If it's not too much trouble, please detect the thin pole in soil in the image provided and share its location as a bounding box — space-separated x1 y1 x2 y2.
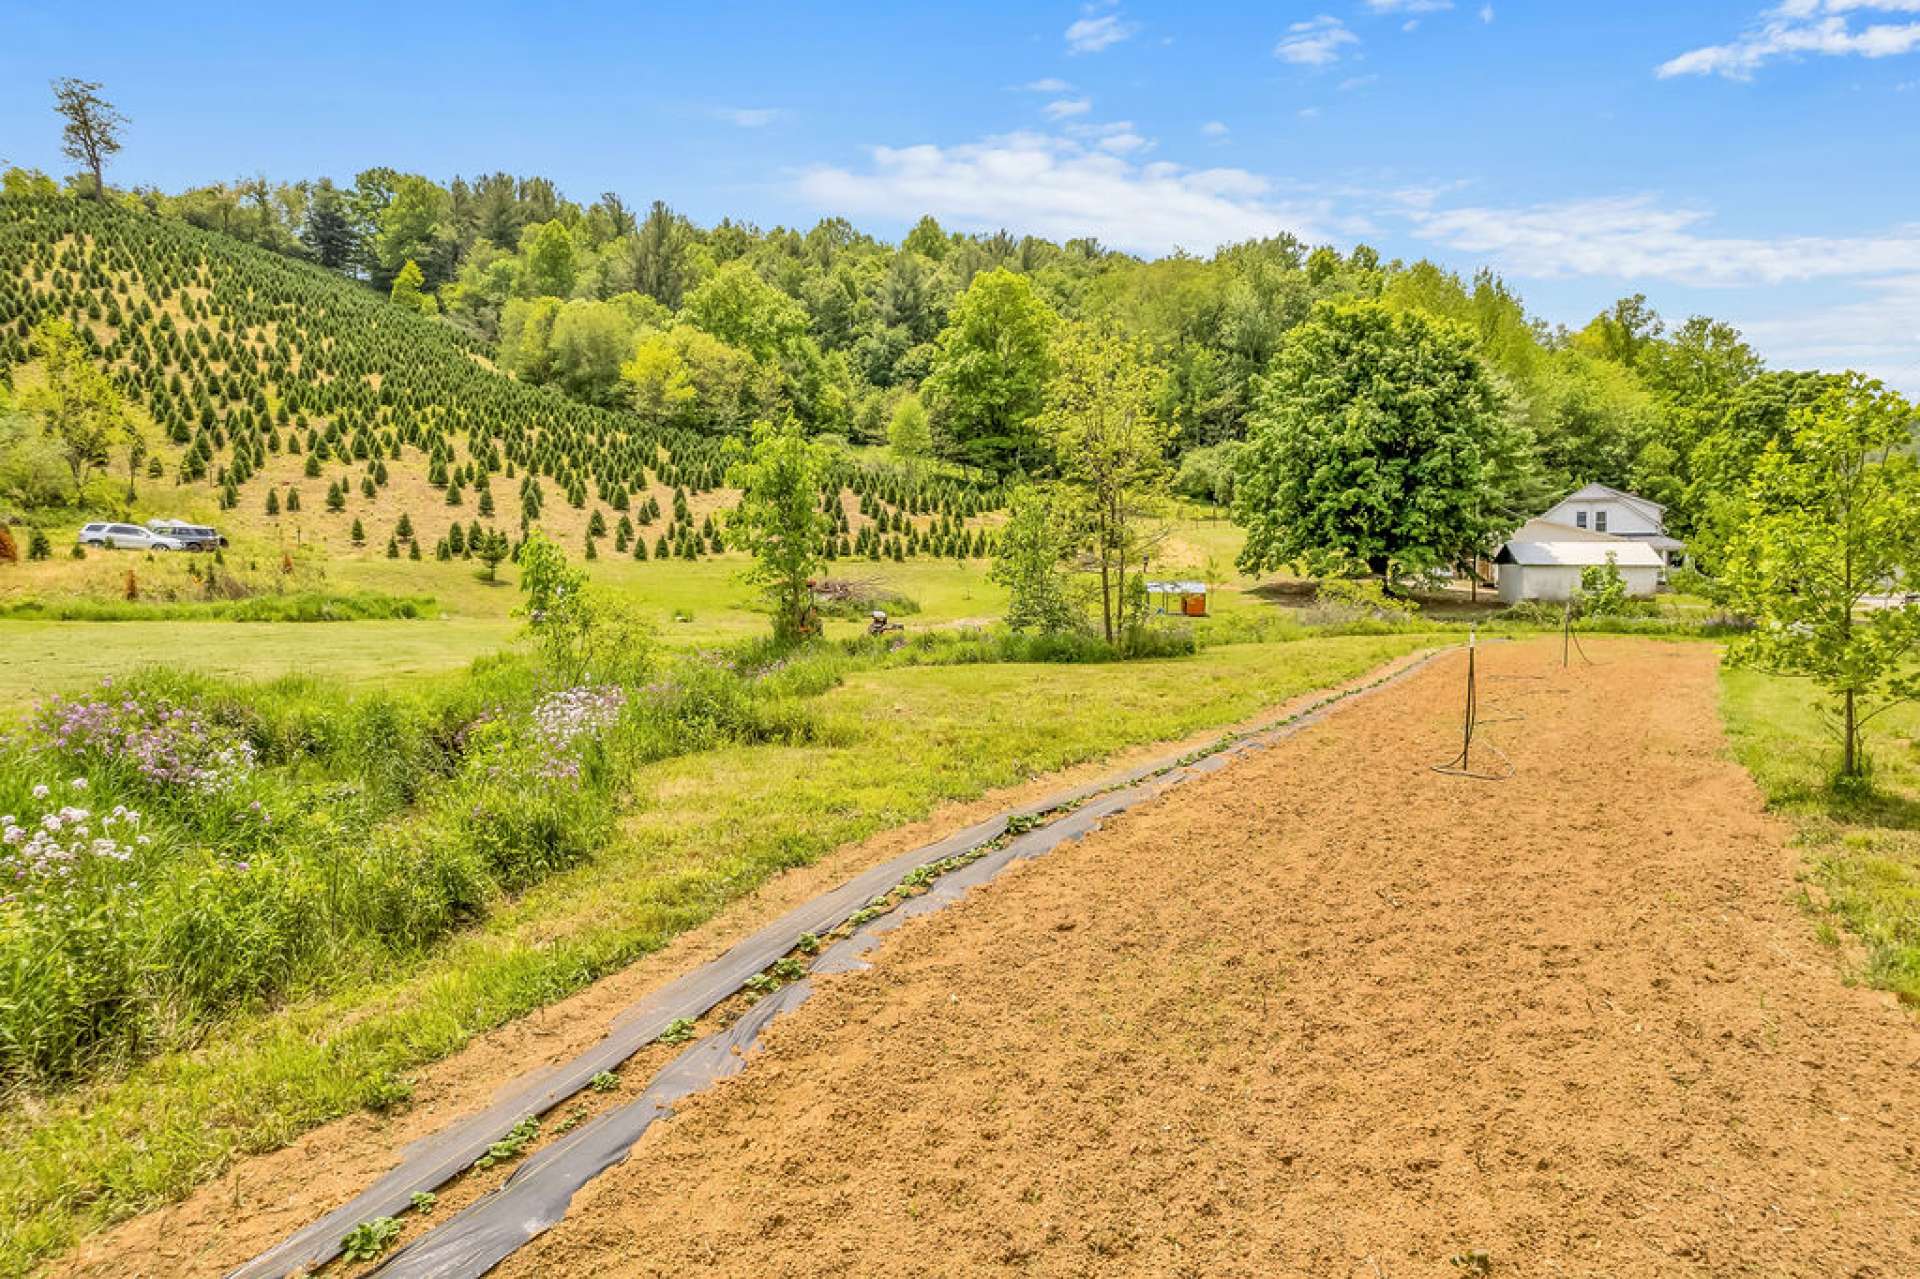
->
1432 626 1513 780
1562 600 1596 668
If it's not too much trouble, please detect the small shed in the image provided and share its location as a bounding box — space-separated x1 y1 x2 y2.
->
1494 520 1664 603
1147 580 1209 617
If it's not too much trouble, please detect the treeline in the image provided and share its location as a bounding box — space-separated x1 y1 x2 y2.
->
0 159 1869 538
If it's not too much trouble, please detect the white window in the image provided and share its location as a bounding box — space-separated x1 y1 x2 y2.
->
1594 510 1608 533
1575 512 1588 529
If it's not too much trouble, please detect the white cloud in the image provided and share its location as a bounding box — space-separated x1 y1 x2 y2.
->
1298 107 1323 118
1062 119 1154 154
1065 11 1140 54
1363 0 1452 10
714 107 783 128
1400 190 1920 390
1043 97 1093 120
1340 73 1381 90
1480 4 1495 22
1201 120 1230 137
797 132 1337 254
1016 77 1073 93
1739 273 1920 388
1659 2 1920 79
1276 15 1360 65
1405 193 1920 285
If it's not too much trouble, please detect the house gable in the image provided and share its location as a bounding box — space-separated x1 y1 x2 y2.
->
1541 484 1666 538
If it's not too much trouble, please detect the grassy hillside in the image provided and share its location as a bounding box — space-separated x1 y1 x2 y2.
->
0 195 1002 566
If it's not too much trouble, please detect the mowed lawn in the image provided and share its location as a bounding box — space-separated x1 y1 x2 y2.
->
1721 667 1920 1004
0 617 517 705
0 514 1284 707
0 632 1434 1275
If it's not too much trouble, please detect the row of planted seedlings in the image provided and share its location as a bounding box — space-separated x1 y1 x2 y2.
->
307 777 1147 1271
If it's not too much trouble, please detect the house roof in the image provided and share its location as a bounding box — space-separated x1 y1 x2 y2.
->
1496 521 1666 568
1512 517 1617 543
1145 581 1208 594
1553 482 1667 521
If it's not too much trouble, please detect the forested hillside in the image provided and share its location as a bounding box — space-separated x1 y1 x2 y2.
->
0 163 1848 551
0 193 1004 562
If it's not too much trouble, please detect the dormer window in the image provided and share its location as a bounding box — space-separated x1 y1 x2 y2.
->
1575 512 1588 529
1594 510 1608 532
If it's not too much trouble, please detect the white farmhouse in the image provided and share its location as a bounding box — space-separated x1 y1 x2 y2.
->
1539 483 1685 567
1494 518 1665 604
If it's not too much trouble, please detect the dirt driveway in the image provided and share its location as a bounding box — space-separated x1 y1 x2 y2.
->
499 638 1920 1278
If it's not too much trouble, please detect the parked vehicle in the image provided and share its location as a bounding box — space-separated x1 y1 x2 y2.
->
76 522 188 551
144 520 224 550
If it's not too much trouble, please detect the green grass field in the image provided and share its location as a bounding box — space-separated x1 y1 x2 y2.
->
0 505 1286 707
1720 668 1920 1005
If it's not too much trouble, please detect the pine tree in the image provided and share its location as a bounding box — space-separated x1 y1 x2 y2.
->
385 536 400 558
287 488 301 512
265 488 280 515
396 512 414 540
351 517 366 544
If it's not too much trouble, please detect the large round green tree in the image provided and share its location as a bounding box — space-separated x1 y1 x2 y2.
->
923 268 1057 478
1233 300 1527 581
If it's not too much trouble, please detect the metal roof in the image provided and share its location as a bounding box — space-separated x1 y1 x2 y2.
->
1145 581 1208 593
1496 539 1666 568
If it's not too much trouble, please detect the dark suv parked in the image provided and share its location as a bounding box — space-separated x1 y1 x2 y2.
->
144 521 225 551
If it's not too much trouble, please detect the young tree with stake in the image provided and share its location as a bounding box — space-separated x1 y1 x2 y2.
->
1719 376 1920 782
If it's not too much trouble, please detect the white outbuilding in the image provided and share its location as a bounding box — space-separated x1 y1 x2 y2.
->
1493 519 1666 604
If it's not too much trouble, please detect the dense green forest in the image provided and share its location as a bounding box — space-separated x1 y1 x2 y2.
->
2 163 1845 541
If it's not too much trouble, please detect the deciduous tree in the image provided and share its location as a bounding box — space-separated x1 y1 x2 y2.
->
1233 301 1526 583
1036 326 1168 643
726 419 831 643
20 319 126 497
923 269 1057 477
51 78 126 200
1719 377 1920 781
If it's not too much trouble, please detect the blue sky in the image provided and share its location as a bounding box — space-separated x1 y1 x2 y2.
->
4 1 1917 389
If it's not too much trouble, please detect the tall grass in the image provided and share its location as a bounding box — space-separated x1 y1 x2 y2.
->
0 642 820 1089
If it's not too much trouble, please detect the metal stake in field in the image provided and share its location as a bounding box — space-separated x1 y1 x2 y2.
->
1562 599 1595 668
1432 626 1513 780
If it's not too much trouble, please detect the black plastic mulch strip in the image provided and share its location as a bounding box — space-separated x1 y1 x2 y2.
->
368 982 809 1279
230 646 1448 1278
223 818 1005 1279
356 648 1449 1279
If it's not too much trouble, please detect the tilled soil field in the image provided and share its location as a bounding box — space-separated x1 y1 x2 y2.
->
499 638 1920 1278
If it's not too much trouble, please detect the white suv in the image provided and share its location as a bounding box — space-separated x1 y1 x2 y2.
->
76 522 188 551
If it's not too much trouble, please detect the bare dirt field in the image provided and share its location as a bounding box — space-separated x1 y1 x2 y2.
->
492 637 1920 1279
